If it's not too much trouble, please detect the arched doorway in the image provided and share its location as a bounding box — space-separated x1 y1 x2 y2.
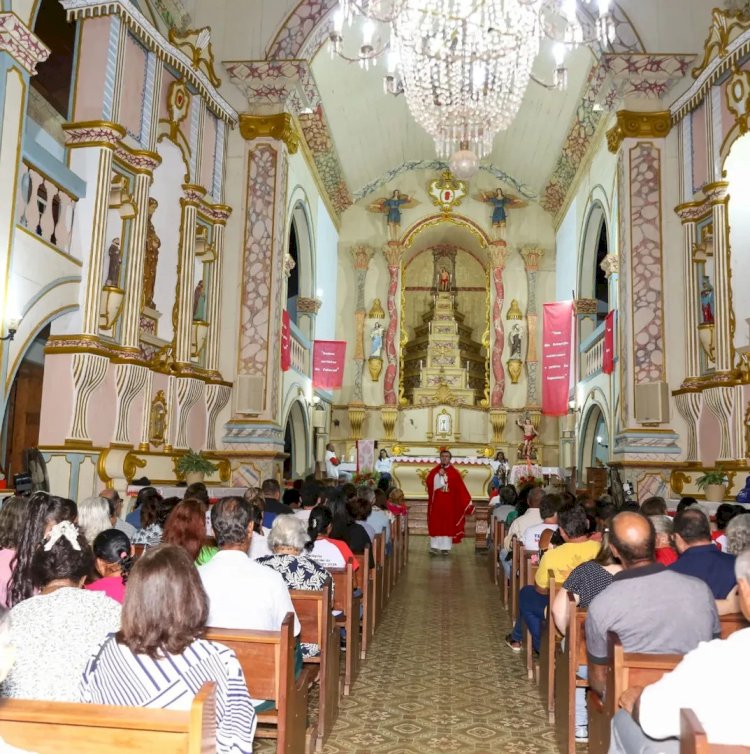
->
286 199 315 339
580 402 610 470
283 400 309 479
578 202 610 341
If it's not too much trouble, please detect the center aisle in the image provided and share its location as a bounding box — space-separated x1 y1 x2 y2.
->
321 540 560 753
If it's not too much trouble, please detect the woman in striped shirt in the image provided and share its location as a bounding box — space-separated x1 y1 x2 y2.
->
80 544 256 754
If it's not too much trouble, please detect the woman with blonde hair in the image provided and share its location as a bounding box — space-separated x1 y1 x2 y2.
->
77 496 112 545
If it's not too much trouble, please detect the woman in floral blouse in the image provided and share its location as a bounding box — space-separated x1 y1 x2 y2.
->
256 515 331 658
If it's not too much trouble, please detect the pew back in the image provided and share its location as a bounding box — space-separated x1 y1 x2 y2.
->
680 708 750 754
328 560 361 696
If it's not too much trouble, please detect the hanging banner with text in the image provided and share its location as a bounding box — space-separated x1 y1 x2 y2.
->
280 310 291 372
542 301 574 416
603 310 616 375
313 340 347 389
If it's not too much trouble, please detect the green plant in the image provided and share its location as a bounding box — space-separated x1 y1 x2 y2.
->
176 449 218 477
695 468 728 489
352 469 381 486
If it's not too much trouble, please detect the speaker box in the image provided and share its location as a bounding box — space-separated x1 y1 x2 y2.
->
634 381 669 424
235 375 264 414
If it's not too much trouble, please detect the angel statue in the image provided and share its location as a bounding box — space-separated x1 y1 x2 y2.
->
368 189 417 241
475 187 527 241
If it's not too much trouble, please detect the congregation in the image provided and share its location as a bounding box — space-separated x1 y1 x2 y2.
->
488 484 750 751
0 476 409 753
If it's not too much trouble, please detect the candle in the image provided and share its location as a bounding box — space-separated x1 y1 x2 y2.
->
420 359 424 370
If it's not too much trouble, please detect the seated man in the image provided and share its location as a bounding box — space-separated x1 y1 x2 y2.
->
585 512 719 740
260 478 294 529
500 486 544 578
612 548 750 753
506 503 599 653
199 496 300 636
668 506 736 600
521 493 560 551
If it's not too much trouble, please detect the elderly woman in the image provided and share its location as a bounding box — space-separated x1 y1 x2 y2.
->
80 545 255 754
257 515 332 658
78 496 113 546
726 513 750 556
2 521 121 701
131 493 171 548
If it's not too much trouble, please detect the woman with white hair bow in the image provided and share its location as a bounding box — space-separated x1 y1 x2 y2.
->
1 520 121 701
256 515 332 658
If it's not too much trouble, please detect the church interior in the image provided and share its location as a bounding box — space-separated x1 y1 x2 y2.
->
0 0 748 751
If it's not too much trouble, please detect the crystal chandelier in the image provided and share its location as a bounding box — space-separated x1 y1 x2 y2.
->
330 0 613 172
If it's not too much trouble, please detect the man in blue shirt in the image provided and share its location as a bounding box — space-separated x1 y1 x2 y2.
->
669 507 736 599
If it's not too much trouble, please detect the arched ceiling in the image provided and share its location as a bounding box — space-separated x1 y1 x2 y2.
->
190 0 722 216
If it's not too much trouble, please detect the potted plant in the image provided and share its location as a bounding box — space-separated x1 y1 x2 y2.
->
176 449 218 485
696 468 728 503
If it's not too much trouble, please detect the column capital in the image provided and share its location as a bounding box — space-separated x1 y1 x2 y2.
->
574 298 599 316
675 200 709 223
239 112 299 154
297 296 322 315
283 252 296 278
520 246 544 272
600 253 620 279
383 241 404 268
350 244 374 270
606 110 672 153
704 180 729 205
63 121 126 150
488 240 509 269
0 13 50 75
114 144 162 175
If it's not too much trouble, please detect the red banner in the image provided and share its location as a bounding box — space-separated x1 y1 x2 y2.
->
280 310 291 372
313 340 347 389
542 301 574 416
603 310 616 375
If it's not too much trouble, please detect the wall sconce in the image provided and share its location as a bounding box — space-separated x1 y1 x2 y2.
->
1 317 20 342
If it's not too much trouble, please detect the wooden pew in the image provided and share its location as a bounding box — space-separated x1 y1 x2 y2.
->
328 560 361 696
0 682 217 754
523 554 539 680
205 613 311 754
403 511 409 565
354 547 374 659
719 612 749 639
290 581 339 752
538 570 558 721
486 509 497 583
373 532 386 622
509 537 522 622
587 632 682 754
390 516 400 591
554 594 587 754
680 708 750 754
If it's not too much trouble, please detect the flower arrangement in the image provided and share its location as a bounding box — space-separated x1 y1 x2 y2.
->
352 469 381 487
517 474 543 489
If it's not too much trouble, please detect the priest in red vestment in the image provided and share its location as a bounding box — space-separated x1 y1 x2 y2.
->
425 449 474 554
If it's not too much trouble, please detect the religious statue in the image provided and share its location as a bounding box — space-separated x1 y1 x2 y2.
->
142 198 161 310
476 188 527 240
370 322 384 359
105 237 122 287
193 279 206 321
700 275 714 324
368 189 416 241
516 413 538 461
149 390 168 448
438 267 451 292
509 324 523 358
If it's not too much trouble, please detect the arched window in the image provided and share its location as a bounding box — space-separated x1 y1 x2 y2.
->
286 216 301 325
31 0 76 118
594 219 610 324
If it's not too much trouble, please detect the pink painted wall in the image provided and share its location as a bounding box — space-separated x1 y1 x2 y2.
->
698 406 720 466
691 102 708 191
121 34 148 141
200 112 217 191
89 366 118 449
73 17 112 122
38 356 75 445
187 396 208 450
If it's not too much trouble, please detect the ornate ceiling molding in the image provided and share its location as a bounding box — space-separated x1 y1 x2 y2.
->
0 13 50 74
239 113 300 154
606 110 673 153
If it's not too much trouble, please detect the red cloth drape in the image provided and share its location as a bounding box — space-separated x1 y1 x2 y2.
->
602 310 615 375
280 310 291 372
313 340 347 389
542 301 574 416
425 464 474 543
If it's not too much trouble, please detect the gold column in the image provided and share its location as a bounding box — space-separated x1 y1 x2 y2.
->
205 207 231 375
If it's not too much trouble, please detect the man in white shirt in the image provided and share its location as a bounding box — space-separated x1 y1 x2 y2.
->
521 493 560 550
610 549 750 752
324 443 340 481
500 486 544 577
199 497 300 636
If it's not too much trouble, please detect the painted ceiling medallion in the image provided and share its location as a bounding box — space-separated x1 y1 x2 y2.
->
428 171 467 214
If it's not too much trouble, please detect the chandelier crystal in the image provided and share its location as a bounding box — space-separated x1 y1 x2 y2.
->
331 0 612 163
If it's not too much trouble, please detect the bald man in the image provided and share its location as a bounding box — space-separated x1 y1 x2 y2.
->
99 488 137 538
585 512 719 704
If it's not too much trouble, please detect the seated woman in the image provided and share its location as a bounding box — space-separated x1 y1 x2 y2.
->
2 521 121 701
77 496 113 546
86 528 134 604
257 515 332 659
245 496 272 561
387 488 408 517
305 505 358 571
651 514 677 566
162 498 217 565
0 496 26 608
328 490 374 569
131 492 166 548
347 496 375 542
80 545 256 754
375 449 393 489
7 492 77 608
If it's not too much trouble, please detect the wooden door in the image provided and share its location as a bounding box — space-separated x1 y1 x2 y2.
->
5 362 44 478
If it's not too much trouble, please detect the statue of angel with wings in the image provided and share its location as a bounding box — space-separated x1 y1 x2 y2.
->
475 187 527 240
369 189 417 241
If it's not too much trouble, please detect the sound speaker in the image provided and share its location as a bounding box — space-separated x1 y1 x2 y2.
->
634 381 669 424
235 375 264 414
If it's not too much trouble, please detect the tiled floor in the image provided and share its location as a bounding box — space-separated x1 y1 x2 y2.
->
292 540 560 753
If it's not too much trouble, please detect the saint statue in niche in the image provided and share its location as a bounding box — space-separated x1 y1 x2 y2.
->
193 279 207 321
476 188 527 240
149 390 168 448
370 322 384 359
700 275 714 324
516 413 538 461
368 189 417 241
105 238 121 287
437 410 452 436
509 323 523 358
438 267 451 292
142 198 161 310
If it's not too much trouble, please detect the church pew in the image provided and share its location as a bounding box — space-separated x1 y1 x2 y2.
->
587 632 682 754
509 537 522 622
403 511 409 565
0 683 217 754
205 613 311 754
328 560 361 696
290 581 339 752
373 532 386 620
538 570 559 721
486 509 496 583
554 595 587 754
390 516 399 592
523 555 539 680
354 548 374 659
680 708 750 754
719 611 749 639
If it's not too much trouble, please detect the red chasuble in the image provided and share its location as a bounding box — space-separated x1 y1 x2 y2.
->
425 463 474 543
